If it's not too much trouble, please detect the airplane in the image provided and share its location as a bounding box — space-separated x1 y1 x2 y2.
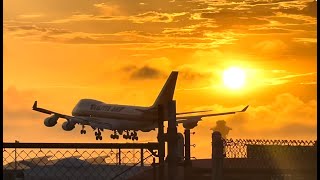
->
32 71 248 141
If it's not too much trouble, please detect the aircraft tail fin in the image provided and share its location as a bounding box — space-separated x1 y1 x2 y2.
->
151 71 178 110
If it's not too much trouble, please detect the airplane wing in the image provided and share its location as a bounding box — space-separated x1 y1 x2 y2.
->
32 101 73 119
177 105 249 121
135 107 212 115
176 105 248 129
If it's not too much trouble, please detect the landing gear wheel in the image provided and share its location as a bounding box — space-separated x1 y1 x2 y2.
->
83 130 86 134
135 137 138 141
81 130 83 134
95 132 98 136
96 136 99 140
99 136 103 140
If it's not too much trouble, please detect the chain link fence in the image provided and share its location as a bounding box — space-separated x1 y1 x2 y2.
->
223 139 317 171
3 143 158 180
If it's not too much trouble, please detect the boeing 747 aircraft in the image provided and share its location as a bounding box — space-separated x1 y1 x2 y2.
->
32 71 248 141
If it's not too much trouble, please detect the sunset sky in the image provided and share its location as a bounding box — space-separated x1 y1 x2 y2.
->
4 0 317 158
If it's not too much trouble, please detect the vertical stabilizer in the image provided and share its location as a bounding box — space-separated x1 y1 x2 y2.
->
151 71 178 117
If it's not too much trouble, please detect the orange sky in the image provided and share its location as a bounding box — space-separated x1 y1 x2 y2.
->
3 0 317 158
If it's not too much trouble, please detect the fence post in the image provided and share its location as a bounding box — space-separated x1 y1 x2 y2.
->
14 140 18 171
184 129 192 180
118 148 121 165
184 129 191 166
157 104 165 180
167 100 178 180
140 148 144 167
152 157 157 180
212 131 224 180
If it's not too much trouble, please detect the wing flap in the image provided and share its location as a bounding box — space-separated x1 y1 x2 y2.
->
176 110 211 115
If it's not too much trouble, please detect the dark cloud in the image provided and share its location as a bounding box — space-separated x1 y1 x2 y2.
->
247 0 296 5
302 1 317 17
248 28 291 34
178 69 212 81
121 65 138 72
130 66 163 79
5 24 71 36
278 1 317 17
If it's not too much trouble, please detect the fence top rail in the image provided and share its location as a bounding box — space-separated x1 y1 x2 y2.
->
225 139 317 146
3 142 159 149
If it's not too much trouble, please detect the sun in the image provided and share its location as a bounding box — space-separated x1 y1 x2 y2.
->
223 67 246 89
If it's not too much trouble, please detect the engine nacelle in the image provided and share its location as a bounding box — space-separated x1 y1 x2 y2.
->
62 121 75 131
44 115 59 127
182 119 199 129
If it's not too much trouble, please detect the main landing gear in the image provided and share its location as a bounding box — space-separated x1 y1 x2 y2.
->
95 129 103 140
123 130 138 141
80 125 86 134
110 130 119 139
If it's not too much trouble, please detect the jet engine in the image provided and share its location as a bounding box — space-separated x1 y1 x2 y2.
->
182 119 200 129
44 115 59 127
62 121 75 131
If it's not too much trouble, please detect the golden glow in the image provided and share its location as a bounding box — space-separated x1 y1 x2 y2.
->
223 67 246 89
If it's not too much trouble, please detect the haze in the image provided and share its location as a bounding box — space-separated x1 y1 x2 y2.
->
3 0 317 158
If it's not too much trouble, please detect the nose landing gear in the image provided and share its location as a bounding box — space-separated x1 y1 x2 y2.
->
80 125 86 134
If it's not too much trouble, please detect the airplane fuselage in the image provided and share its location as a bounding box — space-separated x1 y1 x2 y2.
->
71 99 158 132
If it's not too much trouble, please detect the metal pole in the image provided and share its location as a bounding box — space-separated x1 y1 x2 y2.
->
212 131 224 180
167 100 177 180
184 129 191 166
14 140 18 171
152 157 157 180
157 104 165 180
118 148 121 165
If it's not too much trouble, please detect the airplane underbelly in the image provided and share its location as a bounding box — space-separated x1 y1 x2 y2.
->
88 117 154 131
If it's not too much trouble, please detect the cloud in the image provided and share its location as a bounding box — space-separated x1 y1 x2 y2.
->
188 92 316 142
3 86 43 121
253 39 288 53
293 38 317 43
130 66 163 80
262 72 317 86
131 11 187 23
224 93 317 139
17 14 44 19
93 3 123 16
277 0 317 17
